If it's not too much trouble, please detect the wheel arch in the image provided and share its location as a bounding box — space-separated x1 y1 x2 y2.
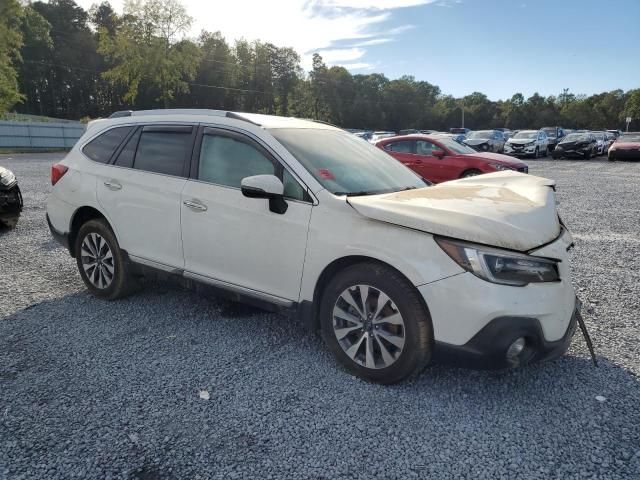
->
302 255 431 333
68 206 110 257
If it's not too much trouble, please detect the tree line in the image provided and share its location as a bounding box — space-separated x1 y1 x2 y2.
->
2 0 639 131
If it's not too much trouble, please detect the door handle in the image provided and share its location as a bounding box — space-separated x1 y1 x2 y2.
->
103 180 122 190
183 199 208 212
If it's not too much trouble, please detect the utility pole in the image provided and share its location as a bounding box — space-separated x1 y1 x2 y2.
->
461 105 465 128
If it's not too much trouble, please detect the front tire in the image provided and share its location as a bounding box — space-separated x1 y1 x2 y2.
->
584 149 592 160
319 262 433 384
75 219 137 300
461 169 482 178
534 147 539 158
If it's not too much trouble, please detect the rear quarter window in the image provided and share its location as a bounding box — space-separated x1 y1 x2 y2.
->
82 126 134 163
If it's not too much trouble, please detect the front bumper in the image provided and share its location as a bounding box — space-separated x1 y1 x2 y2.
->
432 305 578 369
609 149 640 159
505 145 536 156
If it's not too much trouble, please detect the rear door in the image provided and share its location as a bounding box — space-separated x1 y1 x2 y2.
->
95 124 195 269
180 126 313 303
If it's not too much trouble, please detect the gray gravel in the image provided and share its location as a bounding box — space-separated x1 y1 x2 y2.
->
1 153 639 480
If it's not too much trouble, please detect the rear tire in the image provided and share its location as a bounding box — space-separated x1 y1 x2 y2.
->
75 219 138 300
319 262 433 384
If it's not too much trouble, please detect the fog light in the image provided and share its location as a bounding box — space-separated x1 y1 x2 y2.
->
506 337 526 359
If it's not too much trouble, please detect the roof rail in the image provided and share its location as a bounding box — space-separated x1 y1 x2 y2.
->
108 109 229 119
108 110 133 118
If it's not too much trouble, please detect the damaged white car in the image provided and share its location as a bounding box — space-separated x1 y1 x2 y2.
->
46 110 590 384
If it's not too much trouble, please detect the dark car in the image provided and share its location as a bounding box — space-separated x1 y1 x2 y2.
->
542 126 565 151
551 133 597 159
375 134 527 183
449 127 470 134
0 166 23 228
462 130 506 153
608 132 640 161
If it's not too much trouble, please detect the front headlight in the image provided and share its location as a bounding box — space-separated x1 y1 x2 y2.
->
435 237 560 286
488 163 514 171
0 169 16 186
526 141 535 147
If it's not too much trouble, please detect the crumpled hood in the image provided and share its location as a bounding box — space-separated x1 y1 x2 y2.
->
463 138 490 146
347 171 561 251
507 138 535 145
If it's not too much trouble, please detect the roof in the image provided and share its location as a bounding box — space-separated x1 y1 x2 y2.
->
105 109 339 131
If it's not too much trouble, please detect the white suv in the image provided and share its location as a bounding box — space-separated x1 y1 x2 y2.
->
504 130 550 158
47 109 580 383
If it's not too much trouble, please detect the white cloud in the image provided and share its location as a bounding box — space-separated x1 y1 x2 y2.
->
76 0 456 70
314 48 366 63
336 62 376 70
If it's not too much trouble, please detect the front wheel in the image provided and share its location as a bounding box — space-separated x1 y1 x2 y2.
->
461 169 482 178
608 153 616 161
584 149 592 160
75 219 138 300
320 263 432 384
534 147 539 158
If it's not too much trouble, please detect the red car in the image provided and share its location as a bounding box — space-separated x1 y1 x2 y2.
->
375 135 528 183
608 132 640 161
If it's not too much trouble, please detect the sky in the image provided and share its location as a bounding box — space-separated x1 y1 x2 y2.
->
75 0 640 100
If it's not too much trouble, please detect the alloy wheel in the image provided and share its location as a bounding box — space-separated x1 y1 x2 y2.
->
80 232 114 289
332 284 406 369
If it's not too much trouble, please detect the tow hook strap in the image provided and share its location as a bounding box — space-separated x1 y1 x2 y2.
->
575 308 598 367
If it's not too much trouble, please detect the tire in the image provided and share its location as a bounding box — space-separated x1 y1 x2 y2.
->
608 153 616 162
584 149 591 160
534 147 539 158
319 262 433 384
461 169 482 178
75 218 138 300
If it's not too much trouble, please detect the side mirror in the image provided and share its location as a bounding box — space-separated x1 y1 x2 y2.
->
241 174 288 214
432 149 445 159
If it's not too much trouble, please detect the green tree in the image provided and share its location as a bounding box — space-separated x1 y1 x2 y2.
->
0 0 24 112
99 0 200 107
622 89 640 130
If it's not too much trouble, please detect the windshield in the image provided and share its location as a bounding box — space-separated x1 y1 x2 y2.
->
543 128 557 138
512 131 537 139
563 133 589 142
619 133 640 142
436 137 476 154
466 130 493 139
269 128 427 196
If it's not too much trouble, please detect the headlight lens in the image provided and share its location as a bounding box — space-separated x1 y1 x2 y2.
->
435 237 560 286
488 163 514 171
0 169 16 186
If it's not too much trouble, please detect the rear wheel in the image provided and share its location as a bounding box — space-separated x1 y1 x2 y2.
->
75 219 138 300
319 262 432 384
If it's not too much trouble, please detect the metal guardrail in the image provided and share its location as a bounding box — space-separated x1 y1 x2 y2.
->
0 121 86 149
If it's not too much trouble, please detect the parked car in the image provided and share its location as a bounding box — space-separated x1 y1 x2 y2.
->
541 127 565 151
606 129 622 139
449 127 470 134
369 131 396 143
462 130 506 153
376 134 527 183
589 131 608 155
551 132 597 159
503 130 549 158
354 131 373 141
0 166 23 229
608 132 640 161
46 109 581 384
605 131 616 150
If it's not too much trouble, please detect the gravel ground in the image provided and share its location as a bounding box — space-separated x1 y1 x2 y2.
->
1 153 639 479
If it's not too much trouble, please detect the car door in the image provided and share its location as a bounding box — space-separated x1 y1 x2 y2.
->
414 139 449 182
95 124 194 269
382 139 418 167
180 126 313 303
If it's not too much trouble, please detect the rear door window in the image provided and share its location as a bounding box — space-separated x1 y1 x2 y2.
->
384 141 413 153
82 126 133 163
133 126 193 177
